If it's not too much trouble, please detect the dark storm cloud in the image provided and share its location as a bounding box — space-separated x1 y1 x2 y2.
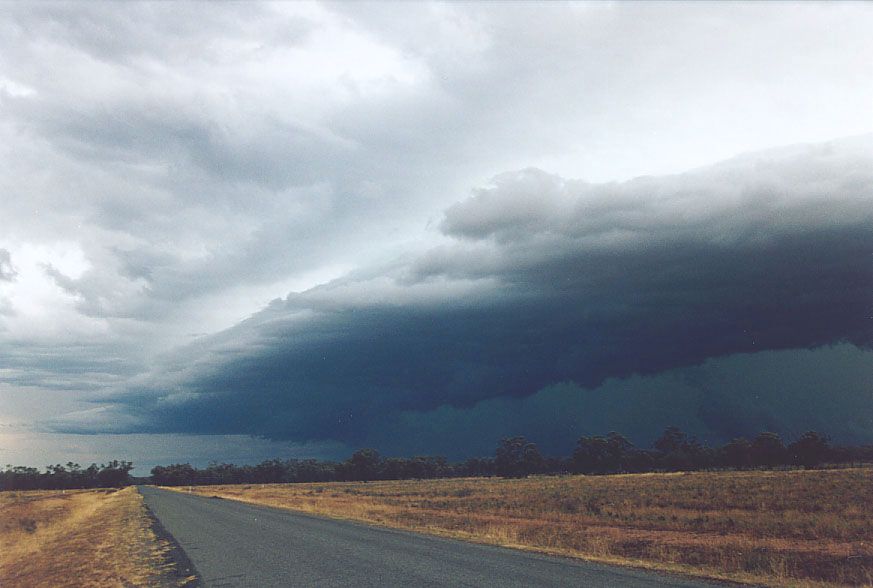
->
365 344 873 458
55 136 873 447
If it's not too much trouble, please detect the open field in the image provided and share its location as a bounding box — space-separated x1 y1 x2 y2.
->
174 468 873 587
0 487 189 587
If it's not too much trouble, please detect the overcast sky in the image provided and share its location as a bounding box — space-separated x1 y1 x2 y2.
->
1 2 872 473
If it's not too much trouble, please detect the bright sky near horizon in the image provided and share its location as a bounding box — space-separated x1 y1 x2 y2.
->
1 2 872 473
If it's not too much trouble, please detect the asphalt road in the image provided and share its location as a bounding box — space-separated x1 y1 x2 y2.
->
139 486 729 588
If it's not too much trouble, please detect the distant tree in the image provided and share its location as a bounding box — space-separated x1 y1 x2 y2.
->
495 437 543 478
573 433 634 474
830 443 873 467
96 460 134 487
345 448 382 481
1 466 40 490
654 426 689 454
380 458 407 480
253 459 287 483
406 456 449 479
460 457 494 477
750 432 786 467
204 462 248 485
653 426 711 471
788 431 831 468
294 459 337 482
720 437 752 469
606 431 633 452
572 436 610 474
150 463 196 486
623 448 657 473
541 456 566 475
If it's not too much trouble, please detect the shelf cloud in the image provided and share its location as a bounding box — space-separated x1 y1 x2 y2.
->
4 2 873 466
53 136 873 450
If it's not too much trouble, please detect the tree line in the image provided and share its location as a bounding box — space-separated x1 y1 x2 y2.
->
0 460 133 491
151 428 873 485
3 428 872 491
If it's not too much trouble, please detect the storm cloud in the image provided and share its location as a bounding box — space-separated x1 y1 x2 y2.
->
61 135 873 450
4 3 873 466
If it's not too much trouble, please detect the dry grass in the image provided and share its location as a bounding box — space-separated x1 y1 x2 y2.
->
0 487 190 587
175 468 872 587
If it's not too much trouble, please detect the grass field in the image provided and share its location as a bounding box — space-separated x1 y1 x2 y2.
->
175 468 872 587
0 486 189 587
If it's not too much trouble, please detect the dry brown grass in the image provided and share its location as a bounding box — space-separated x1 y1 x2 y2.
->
0 487 190 587
175 468 873 587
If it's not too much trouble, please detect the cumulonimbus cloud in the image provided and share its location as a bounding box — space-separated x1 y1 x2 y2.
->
54 135 873 447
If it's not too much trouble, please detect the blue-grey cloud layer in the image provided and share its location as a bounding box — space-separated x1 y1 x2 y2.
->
55 136 873 452
375 343 873 457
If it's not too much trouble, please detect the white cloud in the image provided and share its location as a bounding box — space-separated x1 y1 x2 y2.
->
0 76 35 98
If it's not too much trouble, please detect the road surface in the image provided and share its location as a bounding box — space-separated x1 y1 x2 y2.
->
139 486 730 588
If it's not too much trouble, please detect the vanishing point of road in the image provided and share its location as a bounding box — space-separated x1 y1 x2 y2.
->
139 486 731 588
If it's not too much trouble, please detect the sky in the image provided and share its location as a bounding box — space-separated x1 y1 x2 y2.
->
1 2 872 474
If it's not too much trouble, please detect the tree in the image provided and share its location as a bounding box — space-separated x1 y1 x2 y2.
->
653 426 711 471
253 459 287 483
750 432 786 467
572 433 633 474
495 437 543 478
460 457 494 477
573 436 611 474
345 448 382 481
96 460 134 487
150 463 196 486
788 431 831 468
654 426 688 454
720 437 752 469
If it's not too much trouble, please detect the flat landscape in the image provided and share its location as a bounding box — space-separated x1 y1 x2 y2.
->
0 487 188 587
4 3 873 588
174 468 873 587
